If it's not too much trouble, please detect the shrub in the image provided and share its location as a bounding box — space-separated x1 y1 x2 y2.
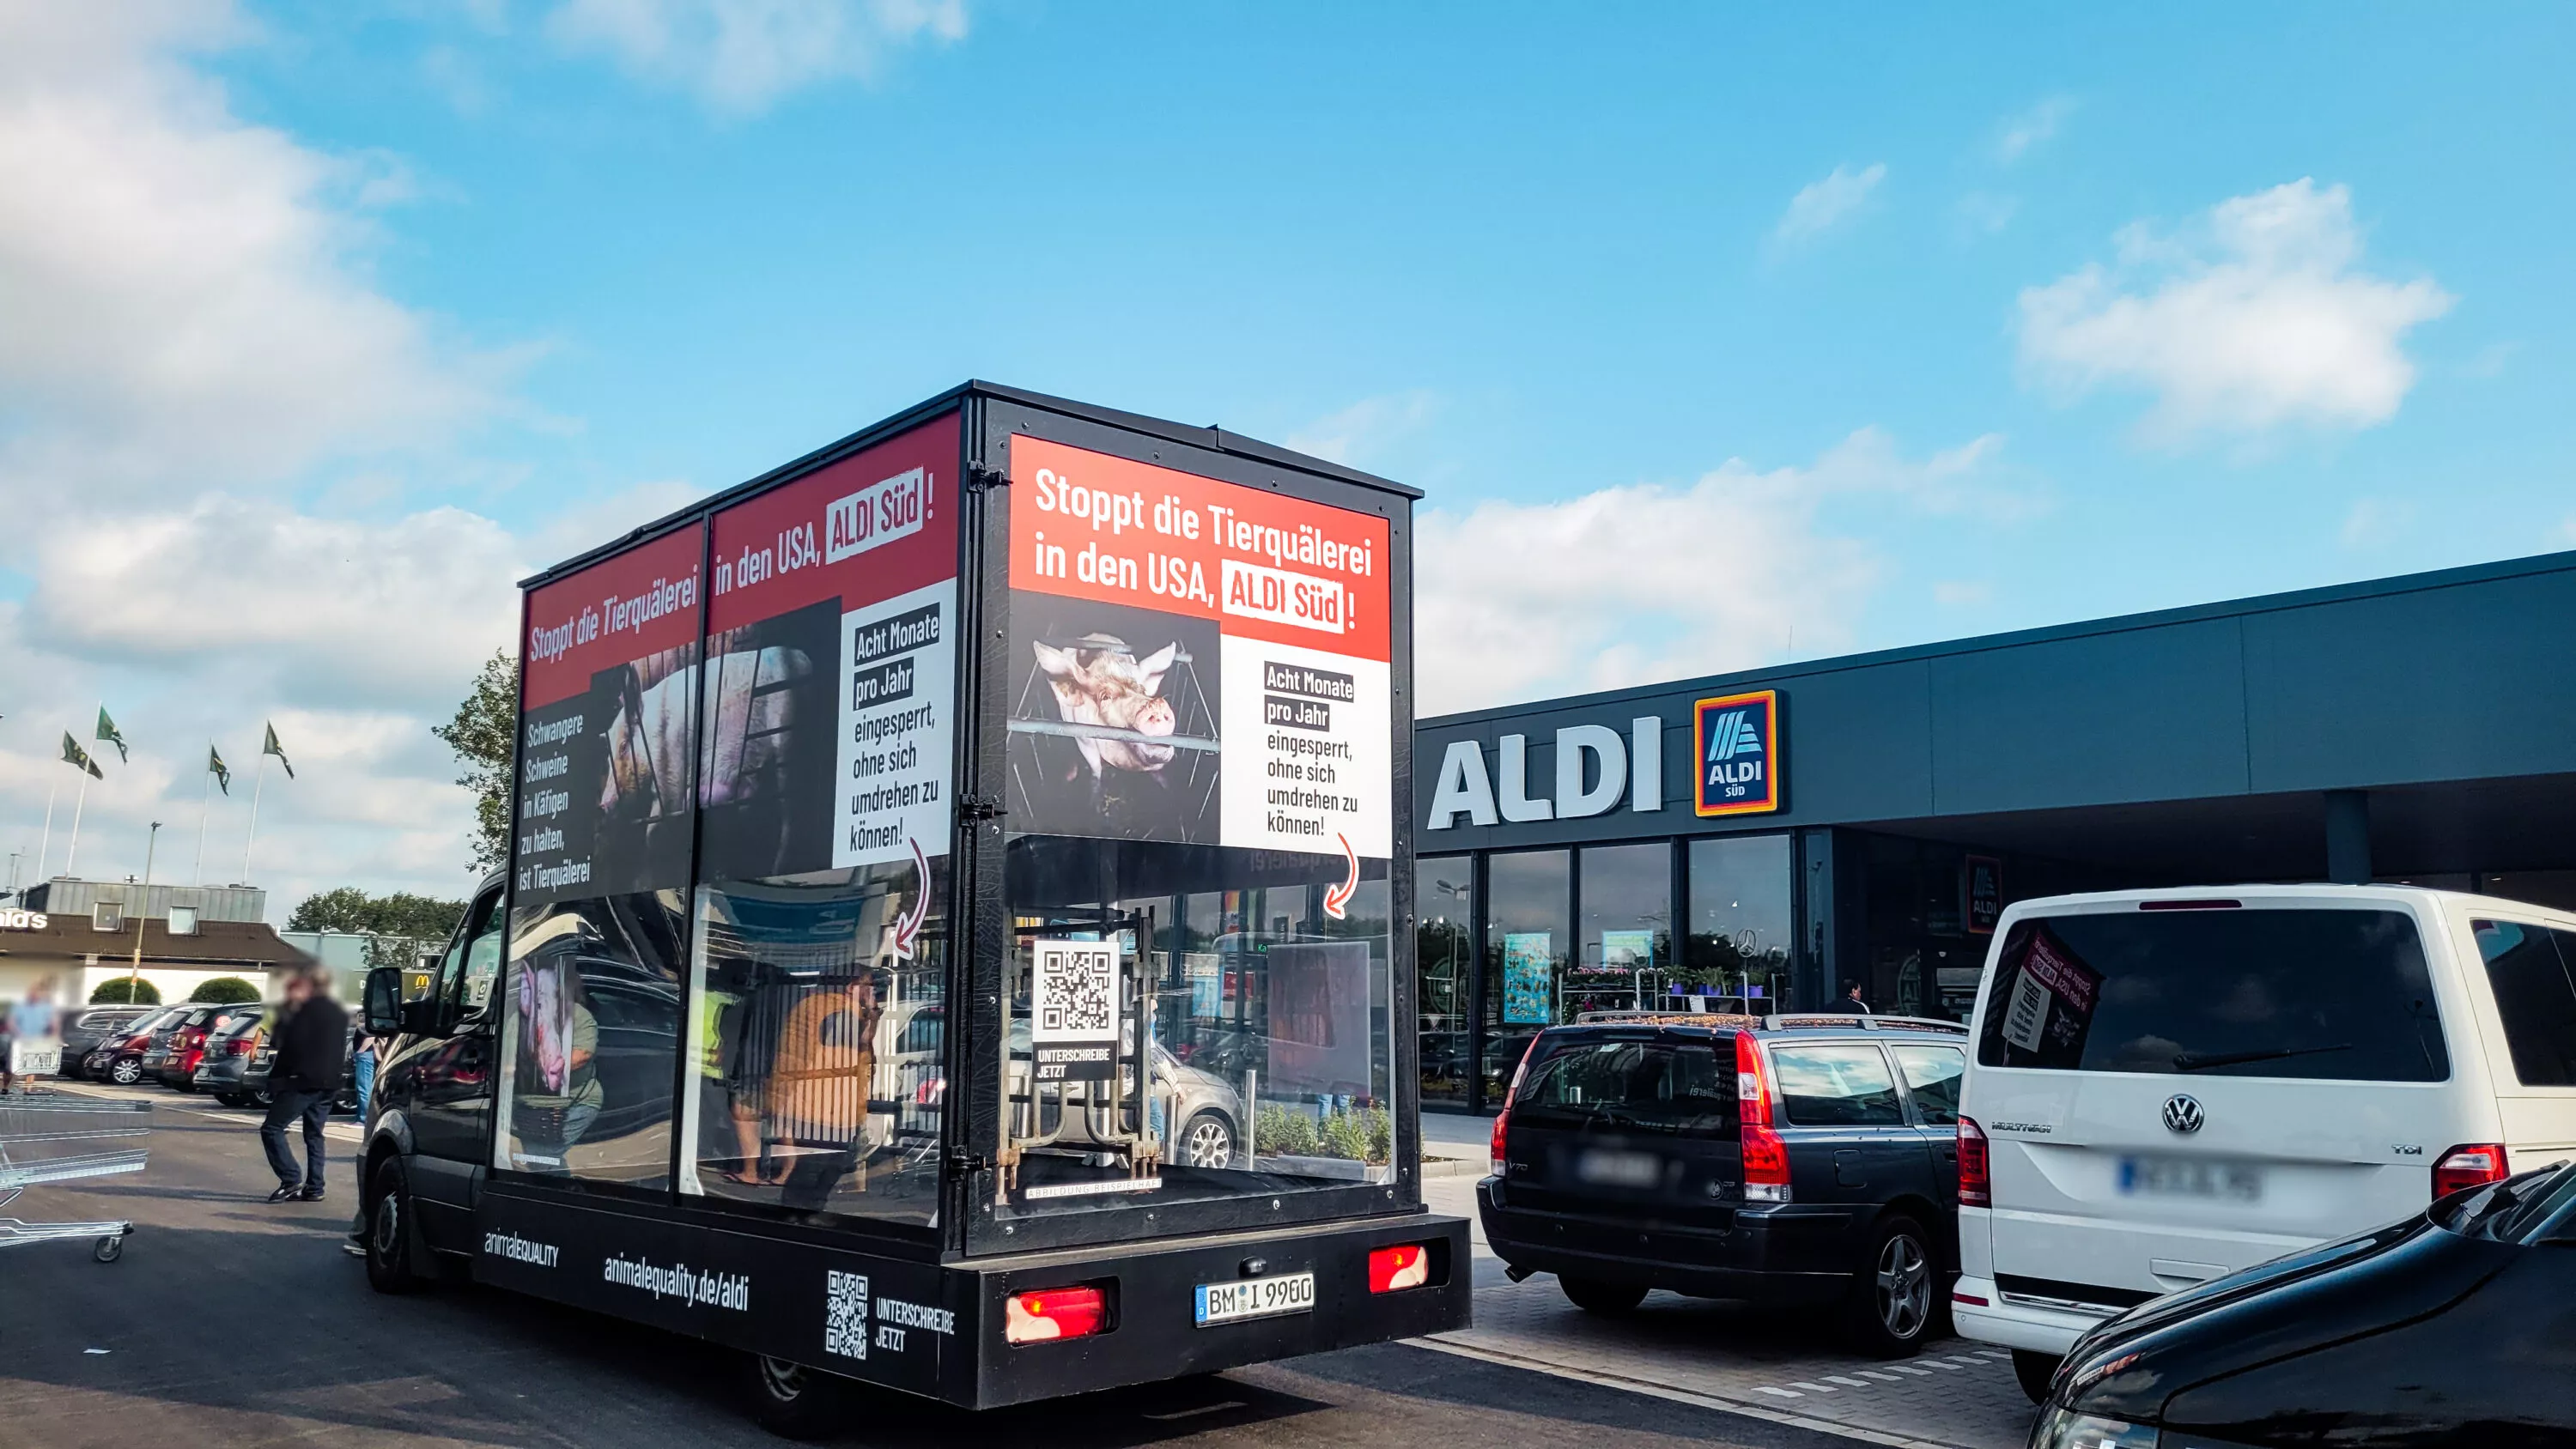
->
89 977 161 1005
1364 1105 1393 1165
1319 1107 1371 1161
188 976 259 1004
1255 1104 1317 1157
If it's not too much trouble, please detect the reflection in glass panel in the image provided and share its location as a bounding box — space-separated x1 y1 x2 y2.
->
684 860 946 1224
1417 858 1473 1106
998 839 1393 1217
1482 849 1568 1103
496 891 688 1186
1687 834 1794 1009
1573 842 1672 1017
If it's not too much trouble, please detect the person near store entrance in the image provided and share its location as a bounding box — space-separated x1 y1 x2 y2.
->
1839 979 1874 1016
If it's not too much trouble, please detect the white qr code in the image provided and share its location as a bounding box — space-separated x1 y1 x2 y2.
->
823 1270 870 1361
1032 941 1118 1042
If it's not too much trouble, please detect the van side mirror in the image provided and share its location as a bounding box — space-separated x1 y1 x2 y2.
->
362 967 405 1037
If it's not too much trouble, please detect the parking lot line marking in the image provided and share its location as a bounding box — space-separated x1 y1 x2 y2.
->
1923 1359 1959 1369
1753 1386 1802 1399
1825 1375 1872 1387
1890 1365 1933 1376
1414 1337 1971 1449
1973 1351 2008 1360
1941 1357 1985 1368
1789 1381 1839 1393
1860 1370 1905 1381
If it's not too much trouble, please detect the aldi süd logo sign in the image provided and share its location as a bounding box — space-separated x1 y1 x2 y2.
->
1692 690 1780 816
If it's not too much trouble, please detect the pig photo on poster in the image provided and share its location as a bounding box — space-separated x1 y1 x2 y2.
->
1005 593 1221 843
696 600 837 880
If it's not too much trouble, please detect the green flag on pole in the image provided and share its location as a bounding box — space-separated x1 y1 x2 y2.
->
95 706 127 763
60 731 101 779
263 721 294 779
209 745 231 795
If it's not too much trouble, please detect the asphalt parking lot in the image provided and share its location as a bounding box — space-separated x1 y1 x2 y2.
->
2 1087 2032 1449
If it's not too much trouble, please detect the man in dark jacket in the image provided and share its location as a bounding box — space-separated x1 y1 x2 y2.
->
261 966 349 1203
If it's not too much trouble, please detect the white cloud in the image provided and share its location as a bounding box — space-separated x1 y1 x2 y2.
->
1932 579 1993 607
0 5 510 501
0 6 629 912
548 0 967 113
1996 96 2074 163
1285 391 1437 471
1415 429 2019 714
2017 179 2453 442
1775 162 1886 243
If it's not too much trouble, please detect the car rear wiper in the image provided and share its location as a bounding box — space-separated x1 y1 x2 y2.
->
2172 1042 2354 1072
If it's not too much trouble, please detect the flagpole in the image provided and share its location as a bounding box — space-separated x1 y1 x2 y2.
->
195 761 214 886
37 774 56 882
242 752 268 885
66 772 89 877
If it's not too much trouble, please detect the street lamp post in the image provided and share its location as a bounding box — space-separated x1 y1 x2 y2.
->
127 822 161 999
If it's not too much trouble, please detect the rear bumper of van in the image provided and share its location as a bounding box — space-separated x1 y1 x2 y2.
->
1477 1179 1857 1303
1949 1274 2116 1356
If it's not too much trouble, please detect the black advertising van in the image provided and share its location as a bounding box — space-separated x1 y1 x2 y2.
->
355 382 1466 1434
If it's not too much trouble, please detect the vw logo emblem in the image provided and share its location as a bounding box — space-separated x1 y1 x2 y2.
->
2162 1094 2205 1135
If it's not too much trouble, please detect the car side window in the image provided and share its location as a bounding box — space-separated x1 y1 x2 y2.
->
446 888 507 1018
2472 920 2576 1087
1770 1043 1905 1127
1891 1045 1965 1125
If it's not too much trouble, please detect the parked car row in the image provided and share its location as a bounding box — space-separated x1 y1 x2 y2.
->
61 999 361 1113
1479 884 2576 1443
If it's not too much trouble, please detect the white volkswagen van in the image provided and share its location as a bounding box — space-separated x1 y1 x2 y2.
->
1949 885 2576 1398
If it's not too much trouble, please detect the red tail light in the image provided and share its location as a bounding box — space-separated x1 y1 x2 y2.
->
1004 1285 1108 1343
1490 1036 1538 1178
180 1029 204 1049
1368 1244 1430 1294
1958 1116 1991 1208
1736 1034 1791 1203
224 1037 253 1058
2432 1143 2509 1199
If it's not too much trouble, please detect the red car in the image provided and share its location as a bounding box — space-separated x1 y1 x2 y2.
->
83 1005 191 1086
146 1003 264 1090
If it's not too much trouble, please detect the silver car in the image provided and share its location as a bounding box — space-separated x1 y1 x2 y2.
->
1005 1019 1245 1169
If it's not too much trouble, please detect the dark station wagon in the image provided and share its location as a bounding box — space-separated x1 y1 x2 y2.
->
1479 1012 1971 1356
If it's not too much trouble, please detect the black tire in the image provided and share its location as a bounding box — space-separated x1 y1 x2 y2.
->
741 1353 853 1440
365 1157 428 1295
1178 1111 1236 1168
214 1092 244 1108
1843 1216 1936 1357
1558 1275 1649 1314
2013 1349 2062 1405
109 1058 143 1086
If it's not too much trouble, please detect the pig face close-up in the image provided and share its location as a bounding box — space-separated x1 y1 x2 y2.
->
1033 636 1181 777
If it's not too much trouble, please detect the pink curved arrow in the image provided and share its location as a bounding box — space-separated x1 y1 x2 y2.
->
1323 833 1358 920
892 836 933 960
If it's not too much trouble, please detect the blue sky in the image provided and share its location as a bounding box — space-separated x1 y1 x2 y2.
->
0 2 2568 904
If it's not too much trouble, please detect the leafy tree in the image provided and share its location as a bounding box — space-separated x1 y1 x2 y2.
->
287 888 467 969
89 977 161 1005
189 976 259 1004
434 649 517 876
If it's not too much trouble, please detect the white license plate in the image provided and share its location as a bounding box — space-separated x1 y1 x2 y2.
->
2120 1156 2262 1202
1577 1149 1662 1187
1194 1271 1315 1326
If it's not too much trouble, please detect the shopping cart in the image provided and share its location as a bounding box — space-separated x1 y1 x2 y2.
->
0 1094 151 1263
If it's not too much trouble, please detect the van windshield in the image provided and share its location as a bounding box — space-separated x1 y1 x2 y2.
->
1976 908 2448 1082
1511 1034 1733 1133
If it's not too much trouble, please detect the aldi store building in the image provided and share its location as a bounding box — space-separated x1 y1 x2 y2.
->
1412 549 2576 1114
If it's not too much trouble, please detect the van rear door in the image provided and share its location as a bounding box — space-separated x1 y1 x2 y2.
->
1501 1028 1738 1228
1970 900 2465 1300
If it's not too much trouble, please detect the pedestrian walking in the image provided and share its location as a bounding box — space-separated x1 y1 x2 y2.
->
1 977 60 1095
344 1024 380 1254
1839 979 1875 1016
259 966 347 1203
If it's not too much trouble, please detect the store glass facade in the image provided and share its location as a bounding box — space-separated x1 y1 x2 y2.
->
1423 832 1807 1113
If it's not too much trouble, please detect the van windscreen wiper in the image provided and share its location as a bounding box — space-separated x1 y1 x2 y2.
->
2172 1042 2354 1072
